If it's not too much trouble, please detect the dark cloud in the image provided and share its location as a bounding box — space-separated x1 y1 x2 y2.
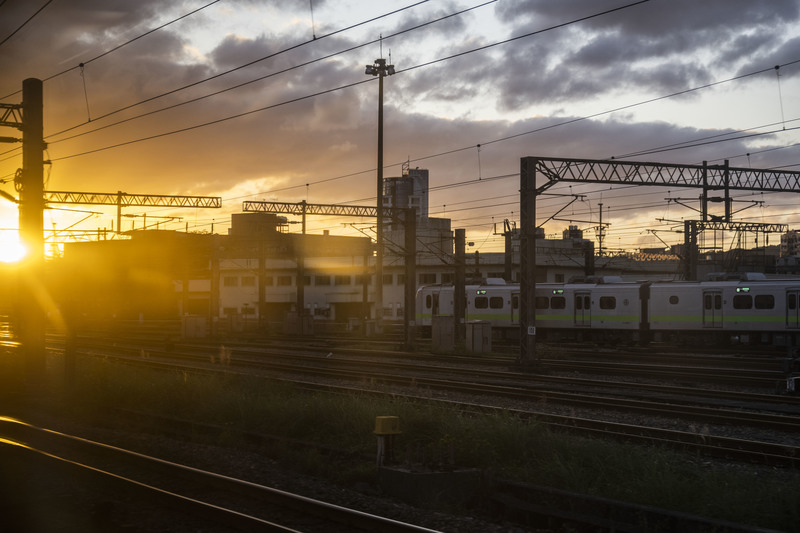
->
0 0 797 246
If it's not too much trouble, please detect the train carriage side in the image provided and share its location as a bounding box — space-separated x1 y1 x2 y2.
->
465 284 517 329
649 279 800 345
718 280 800 345
648 282 705 343
536 281 643 343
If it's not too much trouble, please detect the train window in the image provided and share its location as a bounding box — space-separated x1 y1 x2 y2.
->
475 296 488 309
669 295 679 305
733 295 752 309
425 295 431 309
755 294 774 309
535 296 549 309
512 296 519 309
789 294 797 310
575 296 582 310
551 297 566 309
704 294 711 310
599 296 616 309
584 295 591 309
489 296 504 309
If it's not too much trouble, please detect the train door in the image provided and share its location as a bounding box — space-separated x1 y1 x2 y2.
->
574 291 591 327
702 290 722 328
432 292 440 316
787 290 800 329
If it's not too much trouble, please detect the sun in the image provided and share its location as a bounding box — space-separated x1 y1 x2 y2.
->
0 236 26 264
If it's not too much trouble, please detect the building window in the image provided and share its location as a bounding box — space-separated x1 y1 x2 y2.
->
222 307 237 316
277 275 292 286
419 273 436 284
335 275 351 286
441 273 453 284
241 276 256 287
355 274 370 285
397 274 405 285
555 273 565 283
302 275 311 286
489 272 504 279
223 276 238 287
263 276 274 286
383 273 393 285
315 275 331 286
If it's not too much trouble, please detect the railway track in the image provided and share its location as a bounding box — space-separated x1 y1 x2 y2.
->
62 338 800 468
0 416 438 533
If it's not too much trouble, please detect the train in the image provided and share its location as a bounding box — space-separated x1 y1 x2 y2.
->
415 273 800 346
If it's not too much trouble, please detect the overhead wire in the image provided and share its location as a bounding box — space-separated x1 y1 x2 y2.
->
0 0 54 49
45 0 436 139
46 0 649 160
46 0 495 144
10 1 800 251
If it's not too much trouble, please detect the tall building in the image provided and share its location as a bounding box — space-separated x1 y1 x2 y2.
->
781 230 800 257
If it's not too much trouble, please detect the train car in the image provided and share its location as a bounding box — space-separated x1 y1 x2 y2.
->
648 274 800 345
416 273 800 347
417 277 646 344
536 277 644 343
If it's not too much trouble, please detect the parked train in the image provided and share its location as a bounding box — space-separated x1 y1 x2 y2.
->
415 273 800 346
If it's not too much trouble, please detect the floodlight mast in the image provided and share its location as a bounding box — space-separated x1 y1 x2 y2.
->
365 57 394 332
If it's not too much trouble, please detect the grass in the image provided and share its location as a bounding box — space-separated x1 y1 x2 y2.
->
40 357 800 532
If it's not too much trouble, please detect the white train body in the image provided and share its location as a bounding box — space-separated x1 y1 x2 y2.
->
416 275 800 346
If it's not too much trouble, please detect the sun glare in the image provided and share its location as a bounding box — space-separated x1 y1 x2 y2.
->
0 238 26 264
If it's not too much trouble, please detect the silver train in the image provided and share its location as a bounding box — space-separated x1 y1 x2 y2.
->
415 273 800 346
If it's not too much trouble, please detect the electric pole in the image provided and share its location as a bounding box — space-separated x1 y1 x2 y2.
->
365 57 395 333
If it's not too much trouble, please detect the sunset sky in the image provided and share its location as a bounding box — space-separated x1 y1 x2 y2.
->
1 0 799 258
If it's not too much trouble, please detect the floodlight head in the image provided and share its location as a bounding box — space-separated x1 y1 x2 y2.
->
387 65 395 75
365 65 377 76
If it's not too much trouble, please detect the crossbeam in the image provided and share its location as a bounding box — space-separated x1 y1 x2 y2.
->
696 221 787 233
243 200 377 217
46 191 222 208
529 156 800 192
0 103 23 129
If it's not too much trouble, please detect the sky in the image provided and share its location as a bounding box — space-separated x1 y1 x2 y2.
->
1 0 800 260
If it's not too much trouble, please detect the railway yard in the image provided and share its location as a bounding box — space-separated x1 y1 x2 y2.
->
1 322 799 532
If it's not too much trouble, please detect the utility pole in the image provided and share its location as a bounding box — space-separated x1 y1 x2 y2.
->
365 57 395 333
20 79 46 385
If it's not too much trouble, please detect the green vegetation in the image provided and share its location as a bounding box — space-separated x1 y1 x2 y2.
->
54 358 800 531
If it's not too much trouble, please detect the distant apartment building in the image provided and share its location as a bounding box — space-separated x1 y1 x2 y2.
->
781 230 800 257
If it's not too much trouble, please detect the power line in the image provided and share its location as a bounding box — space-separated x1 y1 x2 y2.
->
47 0 648 160
0 0 54 49
46 0 436 139
0 0 223 99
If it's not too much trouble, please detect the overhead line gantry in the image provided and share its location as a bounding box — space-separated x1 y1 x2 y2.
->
518 156 800 368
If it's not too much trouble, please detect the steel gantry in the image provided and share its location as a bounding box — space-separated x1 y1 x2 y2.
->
47 191 222 233
518 156 800 368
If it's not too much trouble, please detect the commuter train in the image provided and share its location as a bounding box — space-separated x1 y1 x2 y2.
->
415 273 800 346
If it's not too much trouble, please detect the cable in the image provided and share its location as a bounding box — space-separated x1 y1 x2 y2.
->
48 0 647 160
0 0 223 99
0 0 54 49
45 0 435 138
47 0 492 143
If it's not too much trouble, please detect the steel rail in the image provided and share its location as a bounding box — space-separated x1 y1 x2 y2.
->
0 417 439 533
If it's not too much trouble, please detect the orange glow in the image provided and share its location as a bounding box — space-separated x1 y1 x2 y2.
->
0 234 26 264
